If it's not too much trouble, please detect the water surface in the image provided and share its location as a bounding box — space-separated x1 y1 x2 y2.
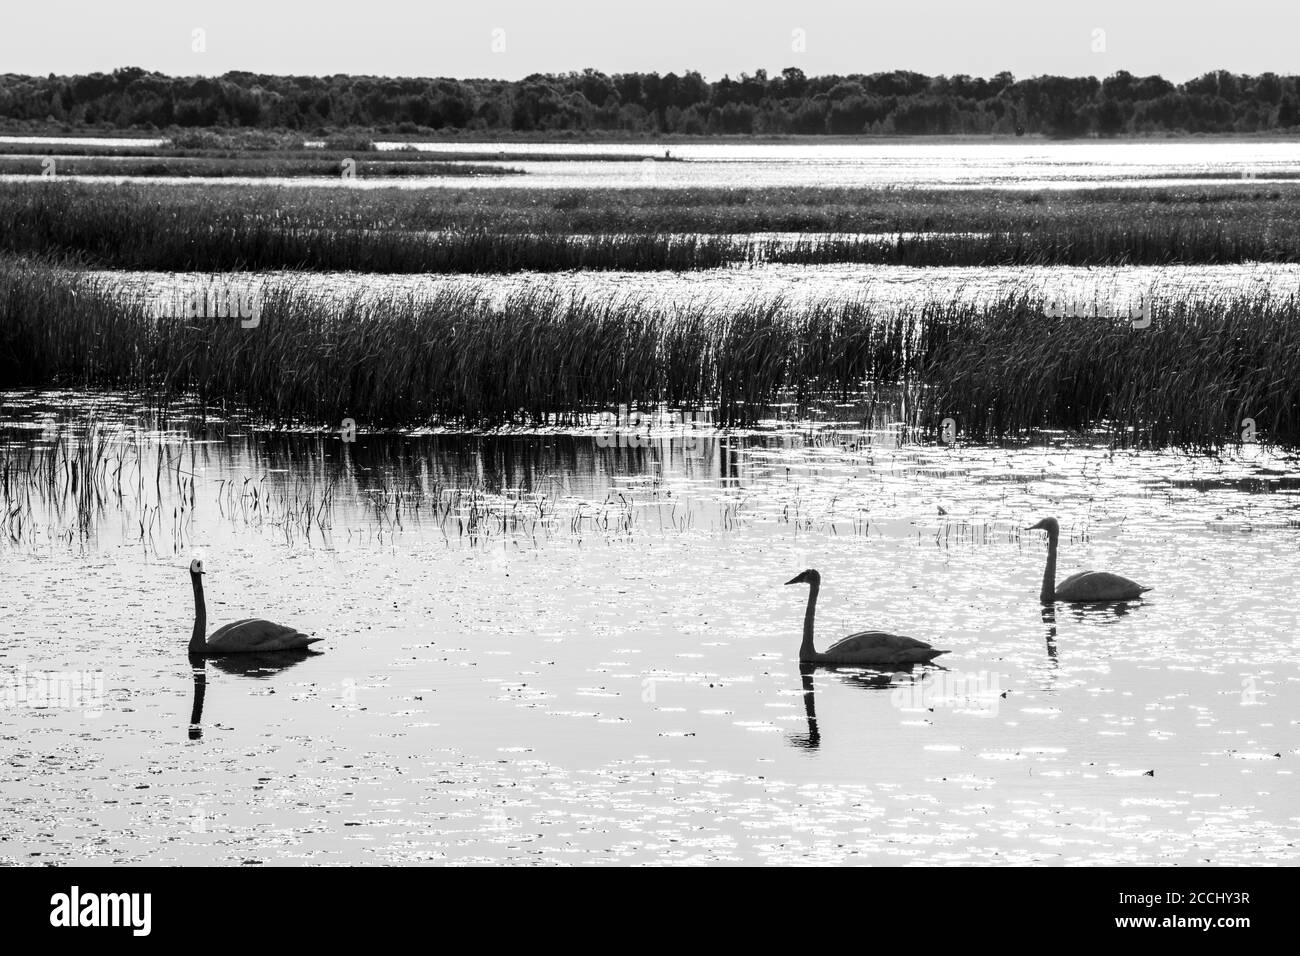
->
102 261 1300 318
5 138 1300 189
2 396 1296 865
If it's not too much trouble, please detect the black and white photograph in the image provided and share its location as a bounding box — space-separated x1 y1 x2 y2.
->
0 0 1293 921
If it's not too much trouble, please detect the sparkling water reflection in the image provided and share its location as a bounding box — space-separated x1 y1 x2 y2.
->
1 395 1297 864
101 261 1300 319
5 138 1300 190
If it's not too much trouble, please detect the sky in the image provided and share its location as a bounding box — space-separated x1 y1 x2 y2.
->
3 1 1296 81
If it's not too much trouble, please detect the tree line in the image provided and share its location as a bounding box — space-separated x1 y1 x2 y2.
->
3 66 1299 137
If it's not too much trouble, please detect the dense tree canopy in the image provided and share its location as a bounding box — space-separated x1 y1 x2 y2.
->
2 66 1298 137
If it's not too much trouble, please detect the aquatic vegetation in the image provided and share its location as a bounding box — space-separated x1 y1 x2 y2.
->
0 409 651 550
2 258 1297 444
168 129 312 151
0 140 667 164
0 186 742 272
923 295 1300 445
3 181 1300 272
0 417 195 548
0 154 522 179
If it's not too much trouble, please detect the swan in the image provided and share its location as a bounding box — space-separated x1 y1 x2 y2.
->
187 558 322 654
1027 517 1151 603
785 569 948 665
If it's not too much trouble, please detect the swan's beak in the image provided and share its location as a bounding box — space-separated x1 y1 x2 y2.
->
784 574 802 585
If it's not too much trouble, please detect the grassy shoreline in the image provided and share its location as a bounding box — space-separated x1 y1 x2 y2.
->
5 123 1300 146
0 142 676 164
0 154 523 179
3 257 1295 444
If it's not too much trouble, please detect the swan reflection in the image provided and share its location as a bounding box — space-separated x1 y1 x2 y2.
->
187 649 321 740
1042 606 1058 663
788 661 938 750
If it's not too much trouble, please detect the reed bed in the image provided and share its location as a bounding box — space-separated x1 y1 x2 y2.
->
922 296 1300 445
0 418 196 547
0 154 521 179
0 417 644 549
0 141 667 163
2 257 1297 445
767 224 1300 266
0 186 742 272
3 181 1300 272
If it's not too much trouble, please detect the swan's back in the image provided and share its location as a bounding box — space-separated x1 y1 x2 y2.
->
821 630 947 665
1055 570 1150 602
204 619 321 653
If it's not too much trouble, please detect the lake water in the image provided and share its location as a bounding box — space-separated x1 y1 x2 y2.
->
3 136 1299 866
2 395 1297 865
101 261 1300 320
4 138 1300 189
376 140 1300 189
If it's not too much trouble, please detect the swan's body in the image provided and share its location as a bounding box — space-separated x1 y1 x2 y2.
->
188 559 321 654
1028 517 1151 604
785 569 947 665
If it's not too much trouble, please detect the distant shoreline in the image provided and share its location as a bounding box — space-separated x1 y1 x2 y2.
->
2 126 1299 148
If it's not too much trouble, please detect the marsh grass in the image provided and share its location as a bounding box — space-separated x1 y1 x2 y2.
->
766 224 1300 266
4 182 1300 272
0 154 522 179
3 258 1297 444
0 417 196 547
0 413 647 550
922 296 1300 445
0 140 670 163
0 187 741 272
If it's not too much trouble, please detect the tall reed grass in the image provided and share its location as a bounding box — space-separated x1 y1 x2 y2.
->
3 182 1299 272
0 414 650 549
0 155 520 179
2 257 1296 444
0 417 196 547
922 296 1300 444
0 186 741 272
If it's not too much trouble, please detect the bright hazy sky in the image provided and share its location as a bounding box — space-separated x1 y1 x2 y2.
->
4 1 1294 81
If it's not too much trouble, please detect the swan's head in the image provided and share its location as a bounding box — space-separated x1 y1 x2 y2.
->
1027 517 1060 536
785 569 821 587
189 557 205 575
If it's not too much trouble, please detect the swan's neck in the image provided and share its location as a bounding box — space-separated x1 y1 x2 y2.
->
800 582 820 661
1040 531 1058 604
189 572 207 653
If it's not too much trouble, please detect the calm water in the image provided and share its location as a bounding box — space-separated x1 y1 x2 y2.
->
4 137 1299 865
2 395 1297 865
376 140 1300 189
4 138 1300 189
